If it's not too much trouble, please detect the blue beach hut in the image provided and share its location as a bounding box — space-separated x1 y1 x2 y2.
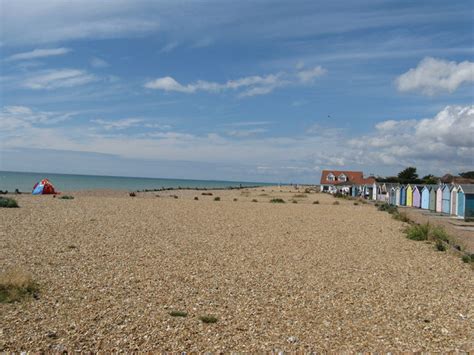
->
400 185 407 206
457 185 474 220
421 186 431 210
442 185 452 214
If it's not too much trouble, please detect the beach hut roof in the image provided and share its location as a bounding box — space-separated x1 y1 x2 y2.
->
459 184 474 194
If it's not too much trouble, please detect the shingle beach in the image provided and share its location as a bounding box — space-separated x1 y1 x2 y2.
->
1 187 473 352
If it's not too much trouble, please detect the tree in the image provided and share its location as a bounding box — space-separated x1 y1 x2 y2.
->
459 171 474 179
422 174 438 184
398 167 418 183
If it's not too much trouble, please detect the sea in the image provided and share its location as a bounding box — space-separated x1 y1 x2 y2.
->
0 171 275 193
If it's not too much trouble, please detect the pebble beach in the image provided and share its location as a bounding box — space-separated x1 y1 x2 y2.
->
1 187 473 352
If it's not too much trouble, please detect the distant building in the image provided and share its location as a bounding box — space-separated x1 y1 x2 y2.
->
440 174 474 185
319 170 375 196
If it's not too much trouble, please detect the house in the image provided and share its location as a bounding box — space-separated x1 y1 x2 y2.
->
457 185 474 220
319 170 375 196
406 184 413 207
412 185 422 208
436 185 443 212
440 174 474 185
442 185 452 214
450 185 459 216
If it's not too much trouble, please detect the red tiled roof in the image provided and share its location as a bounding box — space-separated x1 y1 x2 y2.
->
320 169 375 185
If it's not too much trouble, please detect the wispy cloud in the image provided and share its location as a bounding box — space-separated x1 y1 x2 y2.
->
6 47 71 61
396 57 474 95
92 118 143 130
90 57 109 68
144 66 326 97
160 42 179 53
0 105 76 131
22 69 97 89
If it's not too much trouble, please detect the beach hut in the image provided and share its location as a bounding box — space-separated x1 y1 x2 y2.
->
389 187 397 205
436 185 443 212
421 186 431 209
429 186 437 211
442 185 451 214
450 185 458 215
412 185 422 208
406 184 413 207
400 185 407 206
457 185 474 219
395 186 401 206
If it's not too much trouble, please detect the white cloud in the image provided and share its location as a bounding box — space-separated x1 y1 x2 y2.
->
297 66 326 83
1 1 160 45
22 69 96 89
226 128 267 137
92 118 143 130
0 105 75 131
6 48 71 61
90 57 109 68
160 42 179 53
349 105 474 168
396 57 474 95
144 67 325 97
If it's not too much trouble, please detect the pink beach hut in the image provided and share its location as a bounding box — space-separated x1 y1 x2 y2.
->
436 185 443 213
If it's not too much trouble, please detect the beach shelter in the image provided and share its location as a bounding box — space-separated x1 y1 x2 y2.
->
429 186 437 211
32 179 57 195
450 185 458 215
406 184 413 207
395 186 401 206
457 185 474 219
389 187 397 205
412 185 422 208
421 186 430 209
400 185 407 206
436 185 443 212
442 185 451 214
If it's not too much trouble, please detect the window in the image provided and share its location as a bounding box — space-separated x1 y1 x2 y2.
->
327 173 335 181
338 174 347 182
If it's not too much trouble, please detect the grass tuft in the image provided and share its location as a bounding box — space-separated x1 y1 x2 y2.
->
270 198 285 203
201 192 213 196
194 197 199 200
0 269 39 303
333 201 339 205
251 199 258 202
214 197 221 201
199 315 218 324
293 194 307 198
313 200 319 204
233 198 238 202
59 195 74 200
406 224 430 241
353 202 359 206
169 310 188 317
392 212 411 223
0 197 19 208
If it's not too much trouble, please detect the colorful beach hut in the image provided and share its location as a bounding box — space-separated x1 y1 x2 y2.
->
412 185 422 208
442 185 451 214
389 187 397 205
421 186 431 209
450 185 459 215
429 186 437 211
406 184 413 207
400 185 407 206
457 185 474 220
436 185 443 212
395 186 401 206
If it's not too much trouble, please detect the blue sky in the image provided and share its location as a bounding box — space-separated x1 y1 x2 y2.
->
1 0 473 183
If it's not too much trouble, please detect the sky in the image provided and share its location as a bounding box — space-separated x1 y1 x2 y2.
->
0 0 473 183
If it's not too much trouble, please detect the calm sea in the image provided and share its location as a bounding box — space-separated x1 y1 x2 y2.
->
0 171 275 192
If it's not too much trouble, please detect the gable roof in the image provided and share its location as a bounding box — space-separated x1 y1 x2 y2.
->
320 170 375 185
459 184 474 194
